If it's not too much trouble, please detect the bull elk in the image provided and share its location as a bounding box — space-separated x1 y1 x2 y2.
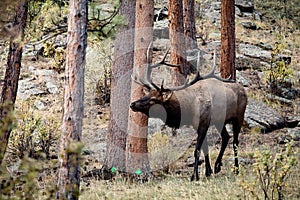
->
130 46 248 181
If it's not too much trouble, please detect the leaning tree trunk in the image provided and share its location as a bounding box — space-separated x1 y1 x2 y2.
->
56 0 87 199
221 0 236 80
126 0 153 181
103 0 136 176
168 0 187 85
0 0 28 165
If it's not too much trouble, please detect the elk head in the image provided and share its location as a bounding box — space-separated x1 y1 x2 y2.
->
130 86 173 115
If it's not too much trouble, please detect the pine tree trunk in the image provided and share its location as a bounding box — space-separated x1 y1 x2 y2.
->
221 0 236 80
126 0 153 181
56 0 87 199
104 0 136 175
168 0 186 85
0 1 28 165
183 0 198 74
183 0 197 49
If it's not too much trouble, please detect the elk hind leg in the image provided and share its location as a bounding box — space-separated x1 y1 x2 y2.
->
202 136 212 176
232 119 242 174
214 125 230 174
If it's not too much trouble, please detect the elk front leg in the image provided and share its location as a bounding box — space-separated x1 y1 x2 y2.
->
214 126 230 174
191 129 208 181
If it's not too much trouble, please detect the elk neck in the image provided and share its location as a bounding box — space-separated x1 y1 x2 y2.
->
162 92 181 129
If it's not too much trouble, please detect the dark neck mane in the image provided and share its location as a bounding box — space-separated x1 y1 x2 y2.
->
163 94 181 129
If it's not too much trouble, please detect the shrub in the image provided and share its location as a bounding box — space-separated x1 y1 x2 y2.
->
239 141 297 199
7 102 60 160
265 41 293 96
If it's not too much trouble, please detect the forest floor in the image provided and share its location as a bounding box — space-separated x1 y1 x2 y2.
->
0 1 300 199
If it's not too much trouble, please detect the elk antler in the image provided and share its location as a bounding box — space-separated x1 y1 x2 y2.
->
166 50 234 91
200 49 234 82
132 42 179 91
132 44 235 92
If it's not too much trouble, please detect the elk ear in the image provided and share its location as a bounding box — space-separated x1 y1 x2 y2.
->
162 91 172 102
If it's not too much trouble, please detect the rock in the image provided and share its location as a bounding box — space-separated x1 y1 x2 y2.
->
154 6 168 21
225 157 254 165
278 127 300 144
236 54 267 70
34 69 55 82
208 32 221 40
34 100 46 110
278 87 298 100
253 10 262 21
17 78 46 100
244 98 286 133
257 42 273 51
266 94 293 104
240 21 257 30
46 82 59 94
235 6 242 17
154 20 169 39
235 0 254 13
236 71 251 87
153 39 170 51
148 118 165 135
239 43 271 60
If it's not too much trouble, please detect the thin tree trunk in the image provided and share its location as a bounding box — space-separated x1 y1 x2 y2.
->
56 0 87 199
221 0 236 80
168 0 186 85
0 0 28 165
126 0 153 181
104 0 136 175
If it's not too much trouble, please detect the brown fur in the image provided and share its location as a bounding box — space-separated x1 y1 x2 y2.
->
130 78 247 181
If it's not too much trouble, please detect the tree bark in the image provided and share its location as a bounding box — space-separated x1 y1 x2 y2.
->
0 0 28 165
56 0 87 199
126 0 153 181
168 0 186 85
183 0 198 74
103 0 136 175
221 0 236 80
183 0 197 50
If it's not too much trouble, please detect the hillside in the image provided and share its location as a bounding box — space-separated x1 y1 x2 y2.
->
0 0 299 199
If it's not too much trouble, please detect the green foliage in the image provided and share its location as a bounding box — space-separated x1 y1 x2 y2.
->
42 41 66 71
26 0 68 41
53 47 66 72
43 41 55 57
7 101 60 160
239 141 298 199
265 40 294 95
0 156 57 200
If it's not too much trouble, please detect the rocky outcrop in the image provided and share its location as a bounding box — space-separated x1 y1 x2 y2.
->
244 98 287 133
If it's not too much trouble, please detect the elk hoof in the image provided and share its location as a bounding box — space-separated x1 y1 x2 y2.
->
233 167 239 175
190 174 199 181
214 163 222 174
205 168 213 177
190 175 195 182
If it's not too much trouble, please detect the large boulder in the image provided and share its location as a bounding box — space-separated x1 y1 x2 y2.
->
244 98 287 133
